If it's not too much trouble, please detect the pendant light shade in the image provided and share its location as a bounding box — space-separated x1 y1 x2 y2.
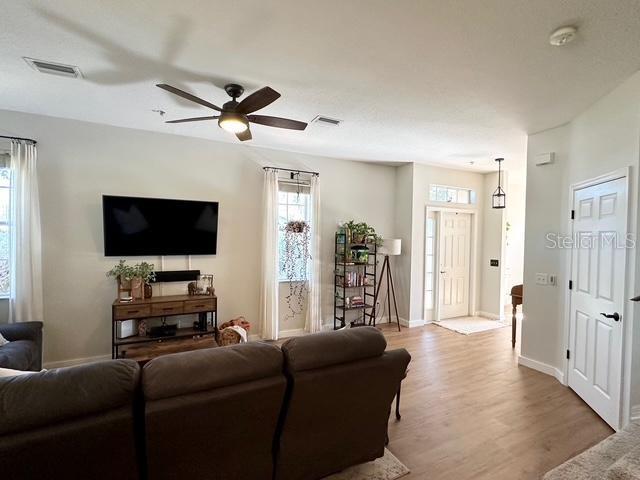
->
492 158 506 209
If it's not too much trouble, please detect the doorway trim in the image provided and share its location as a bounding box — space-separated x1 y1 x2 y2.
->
562 166 633 430
425 205 479 323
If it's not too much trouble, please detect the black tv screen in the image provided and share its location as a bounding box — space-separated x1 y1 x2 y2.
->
102 195 219 256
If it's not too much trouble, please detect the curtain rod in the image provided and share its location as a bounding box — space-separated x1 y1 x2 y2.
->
263 166 319 176
0 135 37 145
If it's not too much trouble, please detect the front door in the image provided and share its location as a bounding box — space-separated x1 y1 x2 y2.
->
439 212 471 319
568 176 627 429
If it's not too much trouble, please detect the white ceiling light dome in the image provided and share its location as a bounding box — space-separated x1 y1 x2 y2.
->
549 26 578 46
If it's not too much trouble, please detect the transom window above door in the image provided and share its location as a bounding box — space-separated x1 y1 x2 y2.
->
429 185 476 205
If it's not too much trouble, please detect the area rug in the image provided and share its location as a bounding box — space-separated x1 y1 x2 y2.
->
435 316 510 335
543 422 640 479
324 449 410 480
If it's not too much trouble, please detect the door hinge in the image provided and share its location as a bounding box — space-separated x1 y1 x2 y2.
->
566 349 570 360
569 280 573 290
571 210 575 220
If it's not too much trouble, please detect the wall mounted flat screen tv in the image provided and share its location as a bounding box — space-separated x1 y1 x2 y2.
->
102 195 219 256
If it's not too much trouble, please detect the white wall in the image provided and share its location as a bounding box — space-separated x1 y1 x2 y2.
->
479 171 506 318
522 71 640 423
0 109 396 365
393 164 414 322
504 169 527 298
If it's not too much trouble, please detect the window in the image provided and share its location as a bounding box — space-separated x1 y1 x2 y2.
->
425 217 435 310
429 185 476 205
278 190 310 281
0 158 9 297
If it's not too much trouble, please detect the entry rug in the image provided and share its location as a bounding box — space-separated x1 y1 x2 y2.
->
435 317 510 335
324 449 410 480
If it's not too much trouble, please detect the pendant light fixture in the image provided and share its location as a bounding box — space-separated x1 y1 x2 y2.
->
492 158 506 209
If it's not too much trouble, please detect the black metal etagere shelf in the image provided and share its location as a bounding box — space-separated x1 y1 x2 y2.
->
334 231 378 329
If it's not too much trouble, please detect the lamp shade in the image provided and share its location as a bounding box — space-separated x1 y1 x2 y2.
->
379 238 401 256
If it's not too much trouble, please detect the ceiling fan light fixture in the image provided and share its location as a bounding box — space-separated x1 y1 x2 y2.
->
218 113 248 133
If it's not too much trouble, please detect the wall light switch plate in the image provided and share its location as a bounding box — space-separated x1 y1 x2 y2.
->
535 273 548 285
548 275 557 286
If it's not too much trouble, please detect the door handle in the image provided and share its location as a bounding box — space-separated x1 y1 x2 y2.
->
600 312 621 322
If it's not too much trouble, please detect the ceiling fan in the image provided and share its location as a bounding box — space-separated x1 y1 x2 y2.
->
156 83 307 141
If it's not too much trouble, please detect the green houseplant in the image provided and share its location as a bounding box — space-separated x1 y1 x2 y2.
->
344 220 383 245
107 260 156 299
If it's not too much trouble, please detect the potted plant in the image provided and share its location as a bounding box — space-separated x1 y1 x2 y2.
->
107 260 156 300
135 262 156 298
343 220 382 245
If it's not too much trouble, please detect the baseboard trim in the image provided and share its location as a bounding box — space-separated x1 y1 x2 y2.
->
374 316 428 328
44 354 111 369
476 311 504 321
279 328 306 338
518 355 565 384
631 405 640 421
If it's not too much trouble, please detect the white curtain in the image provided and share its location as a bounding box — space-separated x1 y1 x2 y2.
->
259 169 279 340
305 174 322 333
9 141 43 323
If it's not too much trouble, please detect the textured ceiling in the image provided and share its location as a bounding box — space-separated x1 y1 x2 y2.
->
1 0 639 173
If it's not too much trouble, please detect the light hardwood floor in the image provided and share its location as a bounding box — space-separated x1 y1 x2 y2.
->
382 322 613 480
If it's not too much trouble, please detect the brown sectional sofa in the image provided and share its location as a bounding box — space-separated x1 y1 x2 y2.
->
0 359 141 480
143 343 287 480
276 327 410 480
0 326 410 480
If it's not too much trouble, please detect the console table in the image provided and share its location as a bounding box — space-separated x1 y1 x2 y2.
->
111 294 217 364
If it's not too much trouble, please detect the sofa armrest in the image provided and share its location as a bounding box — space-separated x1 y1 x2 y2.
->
0 322 43 370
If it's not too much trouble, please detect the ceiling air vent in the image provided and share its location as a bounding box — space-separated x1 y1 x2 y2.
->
311 115 342 127
23 57 83 78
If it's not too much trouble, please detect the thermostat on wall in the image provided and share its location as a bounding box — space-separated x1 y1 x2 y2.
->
535 152 555 166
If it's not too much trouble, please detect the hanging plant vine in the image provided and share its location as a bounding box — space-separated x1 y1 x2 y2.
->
282 220 311 319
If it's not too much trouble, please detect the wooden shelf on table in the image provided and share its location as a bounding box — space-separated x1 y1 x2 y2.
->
336 303 374 311
115 325 217 346
118 335 217 364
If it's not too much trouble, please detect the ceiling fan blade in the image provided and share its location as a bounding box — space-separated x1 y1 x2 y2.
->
236 128 252 142
165 116 219 124
156 84 223 112
236 87 281 114
248 115 307 131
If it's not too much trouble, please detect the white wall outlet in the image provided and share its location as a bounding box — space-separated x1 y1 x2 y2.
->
548 274 557 286
535 273 548 285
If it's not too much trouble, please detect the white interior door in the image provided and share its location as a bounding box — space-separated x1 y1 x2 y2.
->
439 212 471 319
568 177 626 430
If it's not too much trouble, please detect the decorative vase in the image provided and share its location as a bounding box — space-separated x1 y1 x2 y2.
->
138 319 147 337
130 277 143 300
144 283 153 299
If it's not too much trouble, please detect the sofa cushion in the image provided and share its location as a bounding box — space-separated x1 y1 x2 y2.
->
0 359 140 435
0 340 36 371
142 342 283 400
281 326 387 373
